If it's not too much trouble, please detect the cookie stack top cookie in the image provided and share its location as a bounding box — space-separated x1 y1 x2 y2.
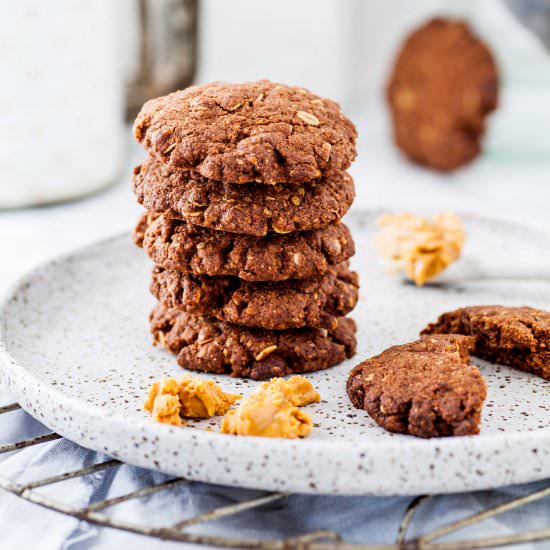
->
133 80 357 238
134 80 357 185
132 80 359 379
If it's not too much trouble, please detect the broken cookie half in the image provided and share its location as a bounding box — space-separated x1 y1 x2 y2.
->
347 334 486 438
422 305 550 380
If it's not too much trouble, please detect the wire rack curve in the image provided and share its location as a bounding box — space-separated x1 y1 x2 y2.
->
0 403 548 549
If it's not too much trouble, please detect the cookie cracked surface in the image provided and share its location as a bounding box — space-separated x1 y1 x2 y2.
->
150 304 357 380
150 262 359 331
132 158 355 236
347 334 486 438
134 213 355 282
134 80 357 184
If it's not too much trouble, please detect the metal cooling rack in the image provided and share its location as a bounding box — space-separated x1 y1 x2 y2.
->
0 403 548 549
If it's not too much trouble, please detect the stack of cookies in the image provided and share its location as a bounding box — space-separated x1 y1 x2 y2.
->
132 80 359 380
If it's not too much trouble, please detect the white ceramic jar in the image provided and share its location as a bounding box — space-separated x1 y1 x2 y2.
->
0 0 124 207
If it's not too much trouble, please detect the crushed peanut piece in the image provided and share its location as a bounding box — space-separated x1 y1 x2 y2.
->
293 252 304 265
374 212 465 286
296 111 320 126
144 375 241 425
321 142 332 161
154 330 166 348
226 101 243 111
272 223 292 234
285 375 321 406
254 345 278 362
144 378 179 411
178 374 241 418
152 395 183 426
220 376 319 438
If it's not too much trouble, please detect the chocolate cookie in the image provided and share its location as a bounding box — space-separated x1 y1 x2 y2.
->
387 18 498 171
132 158 355 236
134 80 357 184
150 262 359 331
422 305 550 380
151 304 356 380
347 335 486 438
134 213 355 282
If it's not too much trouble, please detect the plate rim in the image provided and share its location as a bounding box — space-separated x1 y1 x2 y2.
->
1 212 549 496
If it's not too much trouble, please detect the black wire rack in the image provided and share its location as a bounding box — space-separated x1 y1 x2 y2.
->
0 403 548 549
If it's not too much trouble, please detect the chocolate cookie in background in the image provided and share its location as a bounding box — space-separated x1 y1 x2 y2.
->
387 18 499 172
132 80 359 379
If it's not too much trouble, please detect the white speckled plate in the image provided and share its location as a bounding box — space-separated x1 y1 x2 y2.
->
0 212 549 496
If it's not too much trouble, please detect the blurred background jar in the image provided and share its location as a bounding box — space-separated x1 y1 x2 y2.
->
0 0 197 209
0 0 124 208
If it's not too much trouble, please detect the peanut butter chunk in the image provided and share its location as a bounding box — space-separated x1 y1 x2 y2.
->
144 378 180 412
220 377 318 438
285 376 321 406
374 212 464 286
144 378 184 426
144 375 241 425
151 394 184 426
178 374 241 418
